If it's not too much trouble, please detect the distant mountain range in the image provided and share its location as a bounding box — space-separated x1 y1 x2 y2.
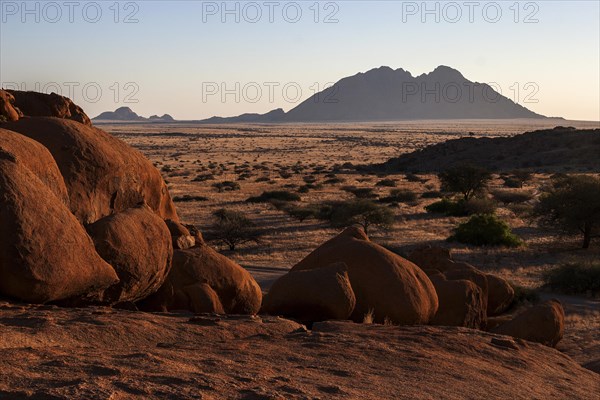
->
199 66 551 123
93 107 175 122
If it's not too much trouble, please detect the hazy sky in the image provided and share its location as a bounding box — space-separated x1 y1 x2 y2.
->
1 1 599 120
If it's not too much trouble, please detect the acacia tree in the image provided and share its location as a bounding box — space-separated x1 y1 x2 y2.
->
439 164 492 201
331 199 395 235
534 175 600 249
207 209 262 251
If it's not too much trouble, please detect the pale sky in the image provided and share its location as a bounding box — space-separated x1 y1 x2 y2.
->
1 1 599 121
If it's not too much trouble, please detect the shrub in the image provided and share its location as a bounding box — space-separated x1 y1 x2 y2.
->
285 205 320 222
376 179 397 187
421 190 442 199
247 190 301 203
192 173 214 182
463 197 497 215
212 181 240 192
439 164 492 201
329 199 395 235
534 174 600 248
503 170 533 188
509 284 541 308
206 209 262 251
172 195 209 203
380 189 418 203
342 186 376 199
323 177 345 185
543 261 600 295
426 198 464 215
255 176 270 182
492 189 534 204
448 214 522 247
405 173 427 183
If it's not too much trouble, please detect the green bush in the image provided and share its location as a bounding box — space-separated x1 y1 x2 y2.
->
543 262 600 295
448 214 522 247
247 190 301 203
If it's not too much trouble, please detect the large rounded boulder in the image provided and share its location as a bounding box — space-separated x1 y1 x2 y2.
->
2 117 178 224
0 153 118 303
87 204 173 303
6 90 91 125
486 273 515 316
0 128 69 204
492 299 565 347
429 275 486 328
262 262 356 323
291 227 438 325
138 243 262 315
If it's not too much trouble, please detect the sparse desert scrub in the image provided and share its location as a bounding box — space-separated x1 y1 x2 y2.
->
205 209 263 251
212 181 241 192
376 179 397 187
342 186 377 199
247 190 301 203
492 189 535 204
439 164 492 201
543 261 600 296
173 194 209 203
380 188 418 203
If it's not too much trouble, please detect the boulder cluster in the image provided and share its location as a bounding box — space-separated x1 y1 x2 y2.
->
263 229 565 347
0 90 564 348
0 90 262 313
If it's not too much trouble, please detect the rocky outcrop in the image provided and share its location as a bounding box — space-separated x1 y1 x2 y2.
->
2 117 178 224
139 243 262 315
87 205 173 303
262 262 356 323
492 299 565 347
292 227 438 325
6 90 91 125
0 154 118 303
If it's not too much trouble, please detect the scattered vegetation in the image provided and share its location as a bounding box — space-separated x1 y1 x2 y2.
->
342 186 377 199
448 214 522 247
492 189 534 204
206 209 263 251
509 284 541 308
543 261 600 296
172 195 208 203
439 164 492 201
247 190 301 203
426 197 496 216
502 170 533 188
534 174 600 248
212 181 240 192
376 179 397 187
380 188 418 203
328 199 395 235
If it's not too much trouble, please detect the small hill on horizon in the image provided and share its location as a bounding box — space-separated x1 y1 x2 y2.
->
199 66 553 123
374 126 600 173
93 107 175 122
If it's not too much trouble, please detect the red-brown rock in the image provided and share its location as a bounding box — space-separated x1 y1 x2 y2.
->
492 299 565 347
138 244 262 315
0 128 69 204
262 262 356 323
7 90 91 125
0 154 118 303
87 204 173 303
429 275 486 329
2 117 178 224
0 90 23 122
291 227 438 325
